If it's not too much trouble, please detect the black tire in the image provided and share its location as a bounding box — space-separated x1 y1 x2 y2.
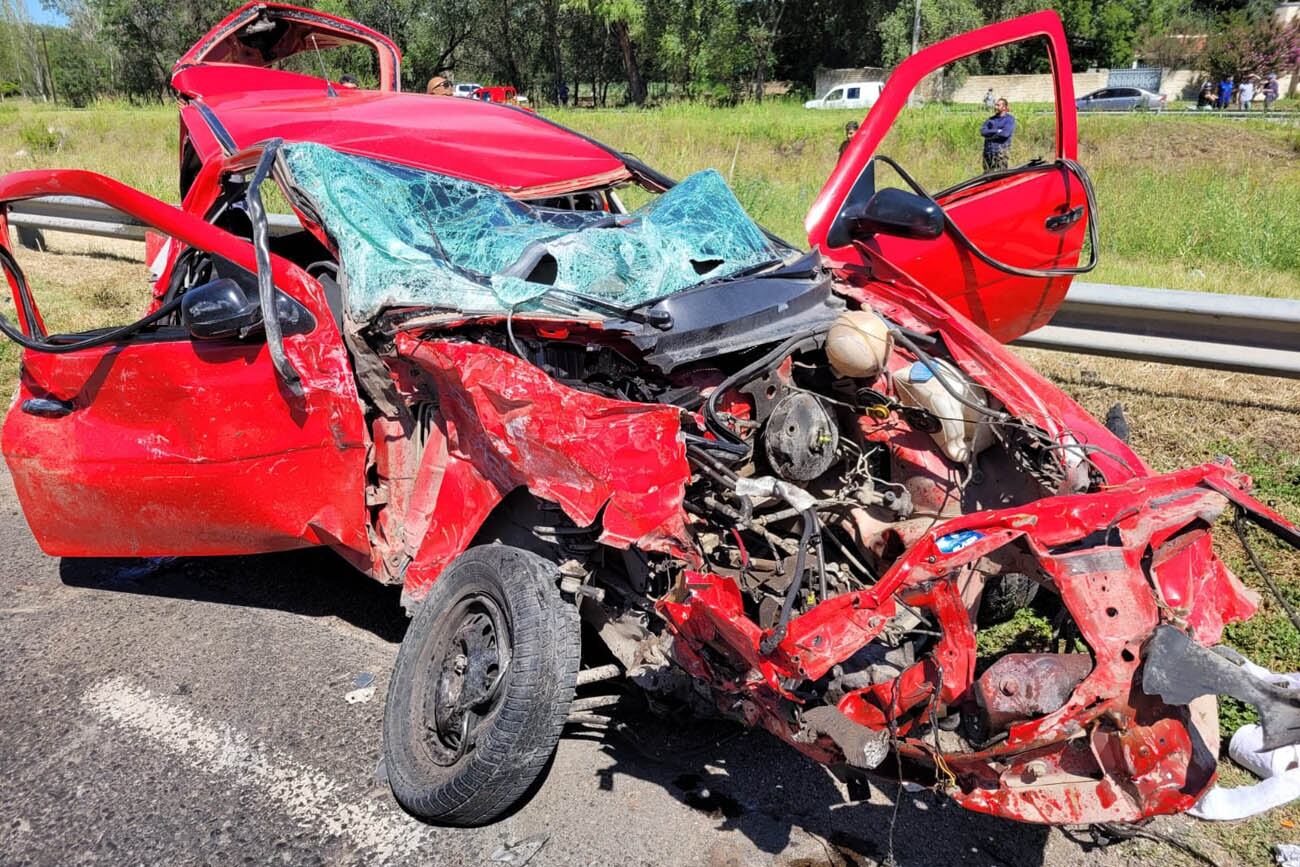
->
977 572 1039 626
383 544 579 826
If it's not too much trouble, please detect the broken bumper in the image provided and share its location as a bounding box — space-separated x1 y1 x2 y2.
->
659 461 1300 824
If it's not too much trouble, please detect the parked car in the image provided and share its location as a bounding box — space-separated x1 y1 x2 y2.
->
472 84 530 108
453 81 482 98
3 3 1297 831
804 80 884 110
1075 86 1167 112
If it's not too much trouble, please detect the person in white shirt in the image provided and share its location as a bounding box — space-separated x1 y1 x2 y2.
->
1239 78 1255 110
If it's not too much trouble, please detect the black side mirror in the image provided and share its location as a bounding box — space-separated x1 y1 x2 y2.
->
181 277 262 340
841 188 945 241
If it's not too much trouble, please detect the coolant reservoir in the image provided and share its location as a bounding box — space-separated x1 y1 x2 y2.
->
826 310 892 379
895 359 994 463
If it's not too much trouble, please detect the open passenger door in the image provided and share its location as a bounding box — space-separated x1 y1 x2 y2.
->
807 11 1093 343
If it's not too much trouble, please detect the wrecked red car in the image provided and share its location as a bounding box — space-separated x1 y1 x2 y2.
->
2 5 1299 829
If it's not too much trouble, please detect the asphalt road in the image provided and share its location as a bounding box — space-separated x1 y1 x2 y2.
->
0 466 1143 867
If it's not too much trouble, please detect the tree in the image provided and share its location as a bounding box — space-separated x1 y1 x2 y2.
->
325 0 476 91
879 0 982 100
571 0 647 105
1203 10 1300 82
879 0 983 67
739 0 786 102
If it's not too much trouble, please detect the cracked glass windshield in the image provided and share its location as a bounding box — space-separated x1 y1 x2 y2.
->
280 142 781 321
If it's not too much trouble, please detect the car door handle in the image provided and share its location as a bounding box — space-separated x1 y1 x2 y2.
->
1046 206 1085 231
20 397 74 418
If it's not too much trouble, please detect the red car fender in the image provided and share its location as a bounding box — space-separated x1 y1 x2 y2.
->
393 335 696 605
659 462 1273 823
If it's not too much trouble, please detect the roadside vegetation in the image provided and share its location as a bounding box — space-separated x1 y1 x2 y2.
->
4 98 1299 297
2 97 1300 864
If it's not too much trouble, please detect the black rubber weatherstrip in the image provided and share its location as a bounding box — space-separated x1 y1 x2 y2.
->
245 138 303 397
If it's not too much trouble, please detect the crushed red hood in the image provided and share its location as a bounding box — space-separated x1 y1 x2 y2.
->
172 67 631 199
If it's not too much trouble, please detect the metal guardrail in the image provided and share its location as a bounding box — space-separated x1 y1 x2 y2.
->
7 196 300 241
1015 283 1300 379
8 197 1300 378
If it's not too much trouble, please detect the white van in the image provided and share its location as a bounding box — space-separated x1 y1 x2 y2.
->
804 81 884 110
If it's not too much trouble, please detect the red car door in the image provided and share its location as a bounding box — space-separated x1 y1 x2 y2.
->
0 171 369 559
807 11 1092 342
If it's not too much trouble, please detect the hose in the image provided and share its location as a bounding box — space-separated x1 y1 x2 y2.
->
0 244 185 353
760 508 817 655
889 327 1010 423
703 331 819 451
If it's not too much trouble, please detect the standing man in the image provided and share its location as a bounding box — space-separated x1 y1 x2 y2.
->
1264 73 1280 111
1239 76 1255 110
979 98 1015 173
427 76 453 96
1218 75 1234 110
983 88 995 110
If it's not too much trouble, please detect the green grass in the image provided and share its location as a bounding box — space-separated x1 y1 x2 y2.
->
3 98 1298 297
546 101 1300 295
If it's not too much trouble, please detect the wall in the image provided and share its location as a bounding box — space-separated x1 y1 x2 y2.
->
949 71 1106 103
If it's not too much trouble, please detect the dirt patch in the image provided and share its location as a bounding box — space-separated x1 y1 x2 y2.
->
1079 118 1300 165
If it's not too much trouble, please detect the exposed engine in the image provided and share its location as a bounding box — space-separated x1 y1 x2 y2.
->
481 280 1103 757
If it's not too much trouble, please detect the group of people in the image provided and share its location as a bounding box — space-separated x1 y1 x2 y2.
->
1198 73 1281 111
836 94 1016 174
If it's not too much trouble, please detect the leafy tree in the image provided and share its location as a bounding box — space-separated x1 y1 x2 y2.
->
879 0 983 67
1203 10 1300 81
46 27 103 105
567 0 646 104
326 0 477 91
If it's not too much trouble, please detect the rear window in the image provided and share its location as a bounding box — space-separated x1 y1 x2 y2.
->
847 87 860 99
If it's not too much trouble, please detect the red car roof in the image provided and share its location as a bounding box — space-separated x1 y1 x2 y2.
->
173 65 631 199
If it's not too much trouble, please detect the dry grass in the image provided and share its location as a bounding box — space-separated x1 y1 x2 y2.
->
3 99 1298 297
0 231 147 386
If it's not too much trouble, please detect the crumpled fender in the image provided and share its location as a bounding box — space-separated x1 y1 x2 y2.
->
659 460 1282 824
395 335 694 601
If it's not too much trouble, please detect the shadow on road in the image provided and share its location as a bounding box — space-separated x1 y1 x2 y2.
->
57 552 1056 865
58 549 409 643
561 700 1054 867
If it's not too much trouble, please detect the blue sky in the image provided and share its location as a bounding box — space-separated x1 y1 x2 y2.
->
25 0 67 27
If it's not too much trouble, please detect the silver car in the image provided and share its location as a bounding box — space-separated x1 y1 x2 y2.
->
1075 86 1166 111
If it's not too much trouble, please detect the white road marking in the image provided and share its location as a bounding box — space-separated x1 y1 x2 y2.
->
82 677 433 863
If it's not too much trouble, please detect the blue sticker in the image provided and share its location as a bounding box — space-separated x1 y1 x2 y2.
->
907 360 934 383
936 529 984 554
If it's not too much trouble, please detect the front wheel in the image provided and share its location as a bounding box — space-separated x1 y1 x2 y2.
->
383 545 580 826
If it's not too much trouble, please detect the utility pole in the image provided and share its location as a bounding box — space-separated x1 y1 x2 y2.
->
911 0 921 56
907 0 921 107
40 29 56 103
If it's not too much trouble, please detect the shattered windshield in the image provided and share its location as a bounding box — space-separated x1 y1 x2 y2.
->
279 142 781 322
